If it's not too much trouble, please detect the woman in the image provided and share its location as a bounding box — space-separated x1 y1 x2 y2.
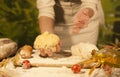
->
36 0 105 56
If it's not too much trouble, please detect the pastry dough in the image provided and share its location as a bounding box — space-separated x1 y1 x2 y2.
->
34 31 60 52
71 42 98 59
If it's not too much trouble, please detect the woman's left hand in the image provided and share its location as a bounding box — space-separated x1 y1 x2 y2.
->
72 8 94 34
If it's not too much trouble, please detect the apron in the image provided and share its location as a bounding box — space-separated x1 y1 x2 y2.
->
54 0 103 50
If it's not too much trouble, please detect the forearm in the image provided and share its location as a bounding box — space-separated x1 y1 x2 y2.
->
39 16 55 33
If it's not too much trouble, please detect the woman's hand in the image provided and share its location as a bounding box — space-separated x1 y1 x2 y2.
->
72 8 94 34
39 41 61 57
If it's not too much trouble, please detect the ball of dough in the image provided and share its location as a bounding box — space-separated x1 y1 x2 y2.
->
71 42 98 59
34 31 60 52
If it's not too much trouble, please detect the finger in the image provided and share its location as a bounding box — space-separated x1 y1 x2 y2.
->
74 22 85 28
76 15 89 23
39 48 47 57
58 41 62 46
75 10 90 22
56 44 61 52
82 9 89 16
74 15 89 29
72 27 81 34
72 22 83 34
46 48 53 57
74 15 88 28
72 24 83 31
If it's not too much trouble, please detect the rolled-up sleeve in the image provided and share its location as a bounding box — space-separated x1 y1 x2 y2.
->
36 0 55 19
81 0 100 20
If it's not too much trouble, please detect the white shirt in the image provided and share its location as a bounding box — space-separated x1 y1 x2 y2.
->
36 0 105 49
36 0 103 21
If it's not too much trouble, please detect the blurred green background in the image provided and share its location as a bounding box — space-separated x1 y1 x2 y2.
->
0 0 120 48
0 0 39 48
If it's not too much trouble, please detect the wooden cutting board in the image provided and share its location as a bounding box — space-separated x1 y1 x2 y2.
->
17 50 86 68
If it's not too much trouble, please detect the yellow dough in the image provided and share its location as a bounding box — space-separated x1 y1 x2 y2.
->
34 31 60 52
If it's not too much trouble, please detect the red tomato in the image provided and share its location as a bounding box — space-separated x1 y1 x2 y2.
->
71 64 81 73
23 60 30 64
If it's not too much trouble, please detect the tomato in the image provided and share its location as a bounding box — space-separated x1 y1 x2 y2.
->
23 60 30 63
22 60 31 69
71 64 81 73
